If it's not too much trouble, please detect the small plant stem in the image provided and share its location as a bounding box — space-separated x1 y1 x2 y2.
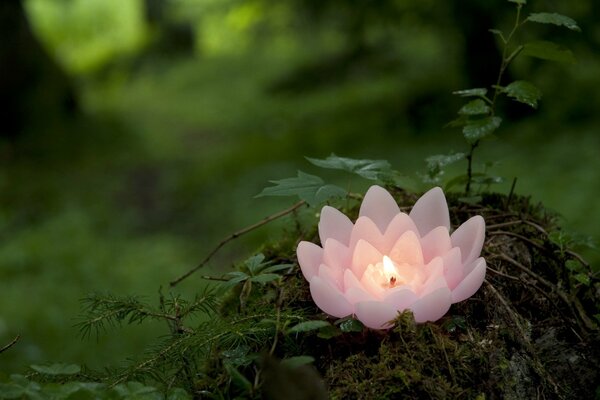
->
170 200 306 287
0 335 20 354
491 4 523 111
465 141 479 193
466 4 522 193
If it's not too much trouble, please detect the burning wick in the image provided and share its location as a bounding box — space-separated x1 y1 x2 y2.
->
383 256 398 288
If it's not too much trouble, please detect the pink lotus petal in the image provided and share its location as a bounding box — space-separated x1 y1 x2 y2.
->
421 276 448 297
355 301 398 329
318 264 343 290
451 215 485 265
442 247 463 290
345 286 378 305
409 187 450 236
351 239 384 278
296 241 323 281
309 276 353 318
349 217 385 253
359 185 401 232
451 257 486 303
420 257 447 296
360 267 385 299
384 287 418 311
343 269 366 292
410 287 452 323
322 239 351 271
319 206 354 246
389 231 424 266
382 212 419 253
420 226 452 264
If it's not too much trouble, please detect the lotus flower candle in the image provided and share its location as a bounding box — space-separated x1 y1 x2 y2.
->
296 186 486 329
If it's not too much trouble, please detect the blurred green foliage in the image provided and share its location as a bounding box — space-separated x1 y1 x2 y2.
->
0 0 598 375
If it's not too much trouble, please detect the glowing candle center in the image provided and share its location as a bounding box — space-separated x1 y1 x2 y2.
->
382 256 399 287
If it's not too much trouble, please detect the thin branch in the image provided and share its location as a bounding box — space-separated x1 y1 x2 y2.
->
170 200 306 287
498 253 596 331
0 335 20 354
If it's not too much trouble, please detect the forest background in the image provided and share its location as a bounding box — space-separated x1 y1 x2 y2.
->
0 0 598 374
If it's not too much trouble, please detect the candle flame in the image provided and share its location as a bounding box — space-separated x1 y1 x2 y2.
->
383 256 396 276
382 256 399 287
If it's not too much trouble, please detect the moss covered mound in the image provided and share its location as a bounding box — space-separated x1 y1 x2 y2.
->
216 190 599 399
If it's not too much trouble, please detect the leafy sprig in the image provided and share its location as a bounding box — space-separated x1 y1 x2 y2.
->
450 0 580 194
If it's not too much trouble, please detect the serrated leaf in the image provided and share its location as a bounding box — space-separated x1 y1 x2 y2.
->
526 12 580 32
280 356 315 369
256 171 346 206
453 88 488 98
502 81 542 108
338 318 364 332
522 41 576 64
459 99 491 116
30 363 81 376
462 116 502 143
287 320 331 334
306 154 393 181
250 273 280 284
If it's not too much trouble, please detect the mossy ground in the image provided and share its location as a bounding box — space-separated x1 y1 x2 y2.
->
214 189 599 399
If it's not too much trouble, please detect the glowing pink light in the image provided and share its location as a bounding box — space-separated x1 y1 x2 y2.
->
296 186 486 329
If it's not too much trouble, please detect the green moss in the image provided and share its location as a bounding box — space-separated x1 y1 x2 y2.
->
217 189 599 399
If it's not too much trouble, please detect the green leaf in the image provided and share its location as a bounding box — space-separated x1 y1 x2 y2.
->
489 29 506 41
472 175 504 185
565 260 581 272
113 381 160 397
30 363 81 376
508 0 526 4
287 320 331 334
244 253 266 274
225 271 250 286
462 117 502 143
306 154 393 181
502 81 542 108
262 264 293 274
256 171 347 206
338 318 364 333
280 356 315 369
522 41 576 64
423 152 466 183
458 99 491 116
224 362 253 393
453 88 488 98
0 383 24 399
250 273 280 284
316 324 342 339
168 388 192 400
526 12 580 32
574 273 591 286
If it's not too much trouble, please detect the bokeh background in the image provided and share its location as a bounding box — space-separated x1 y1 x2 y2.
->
1 0 598 372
